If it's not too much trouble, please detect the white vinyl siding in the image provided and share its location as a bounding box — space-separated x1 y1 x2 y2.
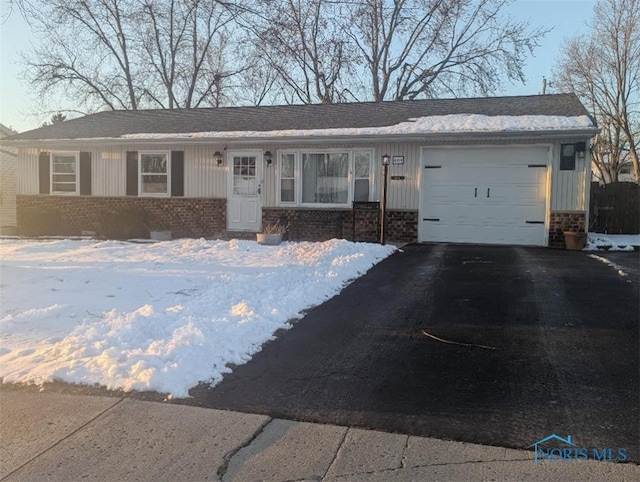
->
14 137 590 216
550 140 589 211
0 146 17 227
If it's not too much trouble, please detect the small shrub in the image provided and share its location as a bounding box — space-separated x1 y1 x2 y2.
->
261 220 290 235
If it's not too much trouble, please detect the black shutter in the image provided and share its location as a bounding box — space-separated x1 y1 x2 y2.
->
39 151 50 194
171 150 184 197
126 151 138 196
79 152 92 195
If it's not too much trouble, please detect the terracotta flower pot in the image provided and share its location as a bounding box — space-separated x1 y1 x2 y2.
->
563 231 587 251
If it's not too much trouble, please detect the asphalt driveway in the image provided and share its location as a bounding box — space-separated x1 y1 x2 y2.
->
192 244 639 462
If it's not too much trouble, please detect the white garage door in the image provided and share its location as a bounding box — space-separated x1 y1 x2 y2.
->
419 146 549 246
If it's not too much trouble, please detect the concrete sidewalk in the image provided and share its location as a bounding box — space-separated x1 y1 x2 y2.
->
1 391 638 481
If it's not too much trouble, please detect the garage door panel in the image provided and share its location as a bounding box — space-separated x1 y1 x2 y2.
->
420 146 549 246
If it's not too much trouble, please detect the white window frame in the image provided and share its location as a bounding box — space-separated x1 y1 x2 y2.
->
50 151 80 195
277 150 298 205
139 150 171 197
276 148 375 207
353 149 374 203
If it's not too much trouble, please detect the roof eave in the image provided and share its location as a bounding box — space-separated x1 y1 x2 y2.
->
2 128 600 148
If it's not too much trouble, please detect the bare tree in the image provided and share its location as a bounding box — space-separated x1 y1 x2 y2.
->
248 0 356 104
246 0 546 104
139 0 242 108
16 0 246 112
21 0 141 111
553 0 640 183
347 0 548 101
14 0 549 113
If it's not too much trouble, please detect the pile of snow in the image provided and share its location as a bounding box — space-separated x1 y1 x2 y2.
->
0 238 395 398
588 254 630 278
585 233 640 251
122 114 594 139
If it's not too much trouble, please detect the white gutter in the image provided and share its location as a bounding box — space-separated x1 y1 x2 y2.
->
1 128 600 148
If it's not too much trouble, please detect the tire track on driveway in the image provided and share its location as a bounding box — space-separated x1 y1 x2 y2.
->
514 247 638 460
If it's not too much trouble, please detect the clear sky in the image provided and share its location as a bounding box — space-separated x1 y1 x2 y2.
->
0 0 596 133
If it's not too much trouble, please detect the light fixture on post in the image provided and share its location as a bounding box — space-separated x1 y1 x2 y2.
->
213 151 223 166
380 154 390 245
264 150 273 166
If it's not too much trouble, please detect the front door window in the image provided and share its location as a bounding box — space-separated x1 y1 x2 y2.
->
233 155 257 195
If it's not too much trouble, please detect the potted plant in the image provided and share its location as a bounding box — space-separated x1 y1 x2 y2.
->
257 221 289 245
563 229 588 251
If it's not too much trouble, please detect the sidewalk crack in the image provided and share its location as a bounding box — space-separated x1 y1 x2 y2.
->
399 435 410 469
217 417 273 481
321 427 349 480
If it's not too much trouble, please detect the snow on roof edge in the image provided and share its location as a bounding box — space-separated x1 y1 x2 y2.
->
120 114 595 140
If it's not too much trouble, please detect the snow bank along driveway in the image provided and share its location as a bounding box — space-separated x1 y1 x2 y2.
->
0 239 395 398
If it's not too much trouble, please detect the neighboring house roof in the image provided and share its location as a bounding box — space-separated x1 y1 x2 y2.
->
5 93 596 143
0 123 16 138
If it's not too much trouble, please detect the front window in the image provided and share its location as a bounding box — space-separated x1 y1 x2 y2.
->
278 149 373 206
354 151 372 202
280 153 296 203
140 151 170 196
51 152 79 194
302 152 349 204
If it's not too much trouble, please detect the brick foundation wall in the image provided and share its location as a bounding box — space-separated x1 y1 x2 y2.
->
17 195 226 239
549 211 586 248
16 196 419 243
262 207 418 243
386 211 419 243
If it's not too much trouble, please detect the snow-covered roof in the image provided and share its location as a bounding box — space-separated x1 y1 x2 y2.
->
122 114 594 140
6 93 596 142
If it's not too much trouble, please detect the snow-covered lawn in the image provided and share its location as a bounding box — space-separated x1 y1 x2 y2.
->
0 238 395 398
586 233 640 251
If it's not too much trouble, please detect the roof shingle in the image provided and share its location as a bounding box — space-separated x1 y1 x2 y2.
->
7 93 592 141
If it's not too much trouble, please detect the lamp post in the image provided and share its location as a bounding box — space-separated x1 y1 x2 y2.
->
380 154 390 245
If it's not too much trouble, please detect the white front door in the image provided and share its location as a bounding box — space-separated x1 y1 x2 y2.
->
419 146 550 246
227 151 262 231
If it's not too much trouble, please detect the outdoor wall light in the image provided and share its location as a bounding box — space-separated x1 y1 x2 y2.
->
214 151 223 166
265 151 273 165
576 142 586 160
382 153 391 166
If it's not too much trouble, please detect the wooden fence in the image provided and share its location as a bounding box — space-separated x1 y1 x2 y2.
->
589 182 640 234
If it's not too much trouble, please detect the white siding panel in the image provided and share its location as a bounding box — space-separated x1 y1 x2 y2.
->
95 147 124 196
184 145 226 198
0 146 17 227
376 142 421 210
550 139 589 211
17 148 39 194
